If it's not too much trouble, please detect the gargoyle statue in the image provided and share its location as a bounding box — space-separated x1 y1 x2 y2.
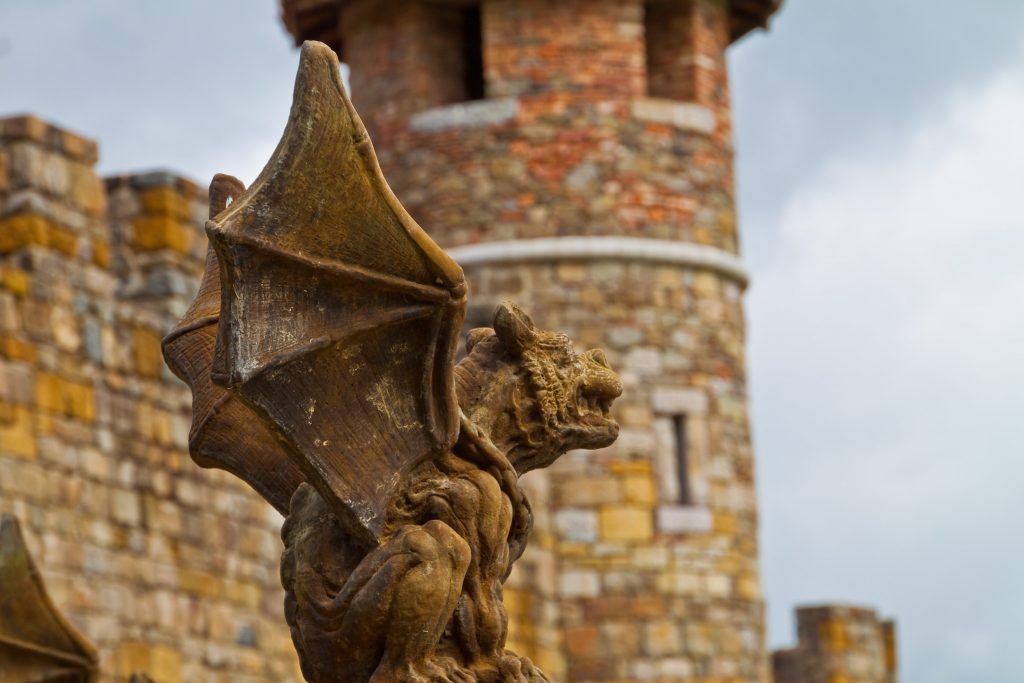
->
163 41 621 683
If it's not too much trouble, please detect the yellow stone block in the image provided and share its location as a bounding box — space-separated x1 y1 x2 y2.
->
1 267 29 296
693 271 720 297
0 213 76 256
92 240 111 269
737 573 760 600
0 214 42 253
34 371 64 413
827 675 851 683
608 460 652 476
70 168 106 217
0 404 36 459
116 641 151 678
135 402 155 441
152 410 172 446
820 618 849 652
34 372 94 420
140 186 191 220
622 474 656 505
48 225 78 256
131 215 194 253
599 505 653 542
150 646 182 683
61 130 91 161
116 643 181 682
0 334 37 362
35 412 55 435
180 569 223 599
133 326 164 379
556 262 587 283
713 512 739 535
67 381 95 422
719 208 737 238
715 554 739 574
226 580 262 608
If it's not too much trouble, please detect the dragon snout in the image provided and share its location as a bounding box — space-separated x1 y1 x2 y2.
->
582 349 623 401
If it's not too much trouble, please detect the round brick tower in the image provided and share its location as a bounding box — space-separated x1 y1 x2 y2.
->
281 1 782 681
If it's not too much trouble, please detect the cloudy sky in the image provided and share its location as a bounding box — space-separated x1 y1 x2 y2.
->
2 1 1022 681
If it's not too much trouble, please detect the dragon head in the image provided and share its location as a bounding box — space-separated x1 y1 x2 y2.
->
454 302 622 475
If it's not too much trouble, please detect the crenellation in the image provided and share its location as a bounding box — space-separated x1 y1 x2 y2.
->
773 606 897 683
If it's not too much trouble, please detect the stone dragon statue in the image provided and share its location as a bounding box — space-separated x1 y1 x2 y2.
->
163 42 621 683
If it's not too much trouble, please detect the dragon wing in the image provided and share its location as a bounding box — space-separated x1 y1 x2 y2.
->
0 515 99 682
205 41 466 546
163 175 307 515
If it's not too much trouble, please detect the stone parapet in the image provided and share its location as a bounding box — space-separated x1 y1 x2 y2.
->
773 605 897 683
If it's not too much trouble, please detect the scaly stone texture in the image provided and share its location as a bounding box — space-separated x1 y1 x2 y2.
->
772 606 897 683
0 115 301 683
327 1 766 681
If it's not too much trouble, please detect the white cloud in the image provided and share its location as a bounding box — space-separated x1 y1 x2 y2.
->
752 46 1024 683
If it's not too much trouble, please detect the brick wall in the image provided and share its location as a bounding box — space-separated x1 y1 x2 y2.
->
0 115 300 683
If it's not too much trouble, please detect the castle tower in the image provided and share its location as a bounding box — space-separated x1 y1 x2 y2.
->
280 1 782 680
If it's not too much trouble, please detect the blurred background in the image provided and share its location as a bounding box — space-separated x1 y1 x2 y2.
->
1 1 1022 682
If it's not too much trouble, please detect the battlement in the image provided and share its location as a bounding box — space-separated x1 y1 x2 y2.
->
773 605 898 683
0 114 98 166
0 115 106 265
105 171 205 256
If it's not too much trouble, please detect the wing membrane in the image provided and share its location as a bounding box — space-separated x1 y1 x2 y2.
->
163 178 307 515
207 41 466 545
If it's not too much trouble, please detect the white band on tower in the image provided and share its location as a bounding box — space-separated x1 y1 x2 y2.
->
446 236 749 287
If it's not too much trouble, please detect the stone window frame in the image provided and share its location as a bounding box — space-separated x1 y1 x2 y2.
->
652 386 712 534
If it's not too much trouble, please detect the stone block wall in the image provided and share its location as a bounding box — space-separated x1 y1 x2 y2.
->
464 259 762 682
0 115 299 682
772 606 897 683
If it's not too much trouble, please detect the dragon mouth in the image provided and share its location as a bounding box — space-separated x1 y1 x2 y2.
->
570 361 622 446
582 394 613 418
576 388 618 431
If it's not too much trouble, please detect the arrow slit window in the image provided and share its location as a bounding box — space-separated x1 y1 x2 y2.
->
460 5 485 101
672 413 693 506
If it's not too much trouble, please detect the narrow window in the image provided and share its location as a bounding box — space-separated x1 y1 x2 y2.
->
643 1 697 101
461 5 485 101
420 4 485 107
644 2 668 99
672 413 693 505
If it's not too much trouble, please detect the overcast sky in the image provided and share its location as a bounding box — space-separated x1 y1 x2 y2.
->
2 2 1022 681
